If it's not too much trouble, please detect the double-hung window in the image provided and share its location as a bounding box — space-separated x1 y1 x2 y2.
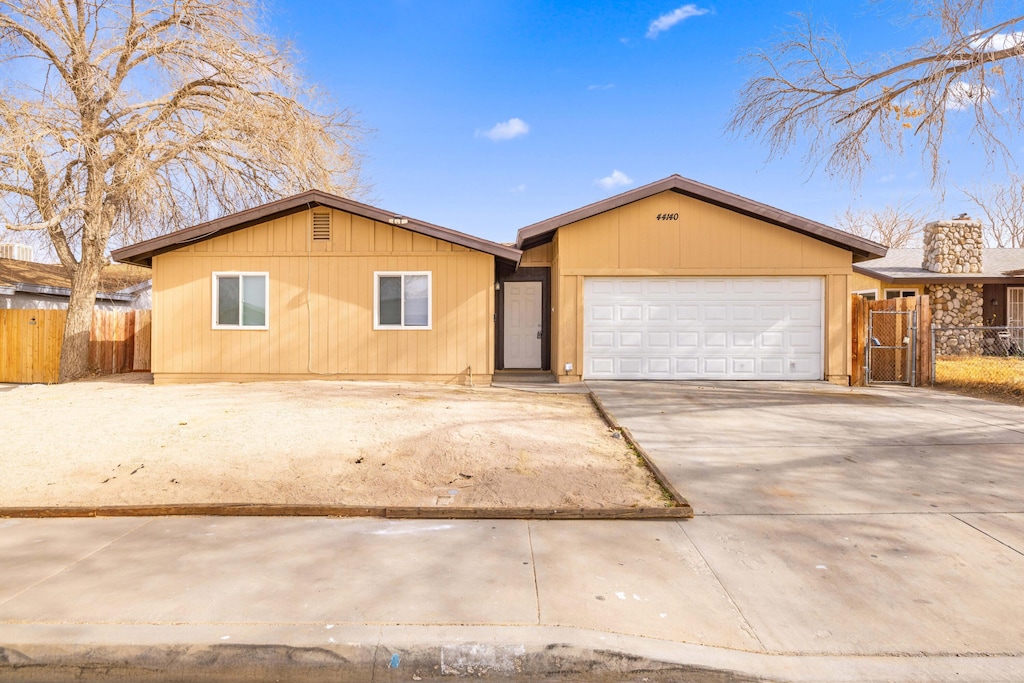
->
213 272 269 329
374 272 431 329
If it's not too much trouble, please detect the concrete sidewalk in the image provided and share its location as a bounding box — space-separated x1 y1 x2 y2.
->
2 382 1024 681
2 515 1023 681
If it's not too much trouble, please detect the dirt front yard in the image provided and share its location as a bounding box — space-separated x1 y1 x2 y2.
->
0 375 668 509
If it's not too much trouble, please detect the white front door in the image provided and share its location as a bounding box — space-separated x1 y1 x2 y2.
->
504 281 542 369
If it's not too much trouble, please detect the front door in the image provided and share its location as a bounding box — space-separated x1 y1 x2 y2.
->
504 281 542 368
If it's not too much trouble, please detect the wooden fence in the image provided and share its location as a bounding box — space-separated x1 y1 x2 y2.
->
0 309 151 384
851 294 932 387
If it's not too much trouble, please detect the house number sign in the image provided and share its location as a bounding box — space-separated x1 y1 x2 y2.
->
655 213 679 221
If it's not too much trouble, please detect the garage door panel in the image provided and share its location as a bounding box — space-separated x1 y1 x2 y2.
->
584 277 823 380
703 358 728 374
675 304 699 322
647 357 672 375
787 330 821 351
760 357 785 375
648 331 672 348
761 331 785 348
733 331 757 348
676 331 699 348
704 305 728 321
648 304 671 321
675 357 699 374
620 331 643 348
619 358 642 375
705 331 728 347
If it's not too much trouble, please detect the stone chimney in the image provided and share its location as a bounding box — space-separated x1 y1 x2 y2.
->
922 217 983 274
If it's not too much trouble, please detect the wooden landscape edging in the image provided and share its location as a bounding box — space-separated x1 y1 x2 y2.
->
0 504 692 520
587 392 694 517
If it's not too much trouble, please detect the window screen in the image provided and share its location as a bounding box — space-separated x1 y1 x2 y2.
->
375 272 431 329
214 273 267 328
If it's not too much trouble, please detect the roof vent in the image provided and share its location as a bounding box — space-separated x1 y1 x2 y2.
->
312 212 331 241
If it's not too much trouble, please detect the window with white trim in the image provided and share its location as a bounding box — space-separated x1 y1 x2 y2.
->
374 272 431 329
213 272 269 329
884 288 918 299
854 289 878 301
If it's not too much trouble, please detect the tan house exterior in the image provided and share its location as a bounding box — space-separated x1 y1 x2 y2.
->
113 175 886 386
511 176 886 385
112 192 520 385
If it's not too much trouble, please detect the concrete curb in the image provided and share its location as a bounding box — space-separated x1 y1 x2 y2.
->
2 625 1022 682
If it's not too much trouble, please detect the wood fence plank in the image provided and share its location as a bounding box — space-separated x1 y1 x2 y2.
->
851 295 864 386
917 295 932 386
134 310 152 371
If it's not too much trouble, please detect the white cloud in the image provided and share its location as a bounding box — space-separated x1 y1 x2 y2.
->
970 30 1024 52
646 4 709 39
477 118 530 141
588 83 615 91
945 80 995 111
596 170 633 191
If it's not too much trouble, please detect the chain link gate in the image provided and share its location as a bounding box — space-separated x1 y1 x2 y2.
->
868 308 917 384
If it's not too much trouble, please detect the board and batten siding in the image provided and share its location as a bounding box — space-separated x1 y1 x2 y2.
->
151 208 495 384
550 191 854 383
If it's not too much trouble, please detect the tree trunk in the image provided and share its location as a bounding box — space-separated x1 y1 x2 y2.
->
58 260 103 383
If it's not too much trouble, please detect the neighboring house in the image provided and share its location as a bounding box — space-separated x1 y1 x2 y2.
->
112 175 886 385
0 258 152 311
852 217 1024 332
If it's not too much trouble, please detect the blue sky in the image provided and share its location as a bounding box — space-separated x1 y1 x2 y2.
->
269 1 1009 244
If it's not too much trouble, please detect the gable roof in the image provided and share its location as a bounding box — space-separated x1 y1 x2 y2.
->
854 248 1024 284
516 174 887 262
111 190 522 267
0 258 151 301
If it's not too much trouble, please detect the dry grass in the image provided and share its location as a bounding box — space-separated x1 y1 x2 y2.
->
934 356 1024 405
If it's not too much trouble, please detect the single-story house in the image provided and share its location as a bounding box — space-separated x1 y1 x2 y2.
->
111 175 886 385
0 257 152 311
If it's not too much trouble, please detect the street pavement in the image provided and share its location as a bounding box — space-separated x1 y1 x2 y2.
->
2 382 1023 681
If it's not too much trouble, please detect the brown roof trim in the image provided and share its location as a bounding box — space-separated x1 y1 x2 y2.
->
111 190 522 267
516 174 887 262
853 263 1024 285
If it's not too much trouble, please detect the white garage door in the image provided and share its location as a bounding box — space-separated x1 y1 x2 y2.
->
584 277 823 380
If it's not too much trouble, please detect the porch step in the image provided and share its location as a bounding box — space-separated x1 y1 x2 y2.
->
492 371 556 384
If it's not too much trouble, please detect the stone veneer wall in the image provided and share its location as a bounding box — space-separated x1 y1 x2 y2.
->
922 219 983 274
928 283 985 355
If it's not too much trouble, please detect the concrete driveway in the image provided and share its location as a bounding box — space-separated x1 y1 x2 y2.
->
590 381 1024 656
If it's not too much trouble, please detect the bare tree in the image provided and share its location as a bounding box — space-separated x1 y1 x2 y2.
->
729 2 1024 186
0 0 362 381
962 175 1024 246
834 198 927 247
